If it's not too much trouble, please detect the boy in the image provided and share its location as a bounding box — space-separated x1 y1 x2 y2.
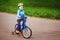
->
16 3 27 34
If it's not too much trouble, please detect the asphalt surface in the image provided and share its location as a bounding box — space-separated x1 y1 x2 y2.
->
0 12 60 40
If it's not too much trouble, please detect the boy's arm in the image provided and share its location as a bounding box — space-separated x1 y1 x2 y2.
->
24 10 27 18
17 10 21 18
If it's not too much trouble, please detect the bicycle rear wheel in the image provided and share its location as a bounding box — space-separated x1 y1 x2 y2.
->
22 26 32 39
15 24 18 32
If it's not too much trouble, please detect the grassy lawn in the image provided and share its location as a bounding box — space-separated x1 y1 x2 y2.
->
0 0 60 19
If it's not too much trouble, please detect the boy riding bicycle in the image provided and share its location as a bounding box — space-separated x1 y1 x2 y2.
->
16 3 27 34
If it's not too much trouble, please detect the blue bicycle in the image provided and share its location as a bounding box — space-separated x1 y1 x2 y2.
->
12 19 32 39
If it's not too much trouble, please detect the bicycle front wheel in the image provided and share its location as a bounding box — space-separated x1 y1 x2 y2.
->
22 26 32 39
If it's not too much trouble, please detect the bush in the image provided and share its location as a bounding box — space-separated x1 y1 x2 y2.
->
0 0 60 19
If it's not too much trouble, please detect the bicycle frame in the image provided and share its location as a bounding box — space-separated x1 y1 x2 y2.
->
19 19 26 30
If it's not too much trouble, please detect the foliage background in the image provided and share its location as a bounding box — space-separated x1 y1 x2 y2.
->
0 0 60 19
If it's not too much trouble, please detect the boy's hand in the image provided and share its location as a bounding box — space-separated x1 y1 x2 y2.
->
18 16 21 18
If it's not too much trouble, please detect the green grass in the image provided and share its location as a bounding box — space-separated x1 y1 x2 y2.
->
25 7 60 19
0 0 60 19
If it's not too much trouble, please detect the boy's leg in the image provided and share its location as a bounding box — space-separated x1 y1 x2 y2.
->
22 19 28 33
22 19 26 29
16 19 21 33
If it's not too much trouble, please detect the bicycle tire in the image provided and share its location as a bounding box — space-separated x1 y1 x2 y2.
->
22 26 32 39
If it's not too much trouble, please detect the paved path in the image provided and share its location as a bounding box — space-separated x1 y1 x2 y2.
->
0 12 60 40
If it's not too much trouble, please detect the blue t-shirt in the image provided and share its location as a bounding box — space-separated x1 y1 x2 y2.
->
17 9 26 19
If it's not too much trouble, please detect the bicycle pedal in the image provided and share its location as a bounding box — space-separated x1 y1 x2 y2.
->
12 32 15 35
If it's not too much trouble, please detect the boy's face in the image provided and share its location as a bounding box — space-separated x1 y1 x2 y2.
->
19 6 23 10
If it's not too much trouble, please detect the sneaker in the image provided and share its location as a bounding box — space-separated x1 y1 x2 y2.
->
16 30 19 34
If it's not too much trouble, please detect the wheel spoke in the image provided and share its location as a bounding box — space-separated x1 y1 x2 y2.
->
22 26 32 39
